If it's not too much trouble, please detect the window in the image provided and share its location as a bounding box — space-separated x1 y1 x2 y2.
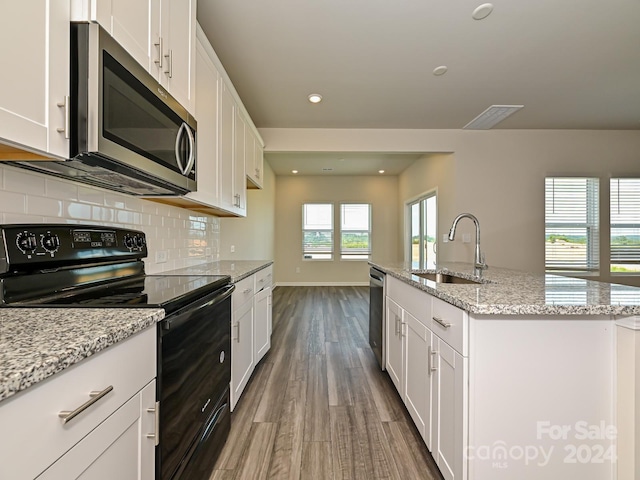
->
340 204 371 260
303 204 333 259
545 177 599 273
610 178 640 273
408 193 437 269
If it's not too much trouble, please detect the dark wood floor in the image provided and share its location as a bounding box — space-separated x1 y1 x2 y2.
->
211 286 443 480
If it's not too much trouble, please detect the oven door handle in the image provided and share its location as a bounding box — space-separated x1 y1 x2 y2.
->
162 284 235 331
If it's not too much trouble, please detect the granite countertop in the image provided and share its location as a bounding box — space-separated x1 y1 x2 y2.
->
0 308 164 403
165 260 273 283
370 260 640 316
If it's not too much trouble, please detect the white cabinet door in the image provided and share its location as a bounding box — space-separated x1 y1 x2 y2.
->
404 311 432 448
386 297 404 394
233 108 247 216
231 299 254 410
432 338 467 480
0 1 69 159
187 38 220 208
245 124 264 189
254 286 271 363
219 81 236 212
38 380 157 480
158 0 196 113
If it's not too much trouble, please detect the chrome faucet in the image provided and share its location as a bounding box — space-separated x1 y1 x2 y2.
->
448 213 487 275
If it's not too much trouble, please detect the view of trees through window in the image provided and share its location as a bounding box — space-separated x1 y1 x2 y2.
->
302 203 371 260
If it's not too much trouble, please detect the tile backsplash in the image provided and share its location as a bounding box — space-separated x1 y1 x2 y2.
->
0 164 220 274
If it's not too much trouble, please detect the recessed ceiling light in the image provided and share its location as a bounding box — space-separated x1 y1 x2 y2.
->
378 170 385 174
291 170 298 174
472 3 494 20
308 93 323 104
463 105 524 129
433 66 448 76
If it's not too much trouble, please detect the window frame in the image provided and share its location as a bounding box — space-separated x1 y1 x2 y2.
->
544 177 600 274
610 178 640 275
407 191 437 270
302 203 334 261
339 203 372 261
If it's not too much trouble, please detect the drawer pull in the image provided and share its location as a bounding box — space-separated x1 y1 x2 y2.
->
243 288 252 294
433 316 452 329
58 385 114 424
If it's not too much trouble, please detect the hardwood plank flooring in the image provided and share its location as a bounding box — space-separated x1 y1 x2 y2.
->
211 286 442 480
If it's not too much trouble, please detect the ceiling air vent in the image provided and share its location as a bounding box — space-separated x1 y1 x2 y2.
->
463 105 524 130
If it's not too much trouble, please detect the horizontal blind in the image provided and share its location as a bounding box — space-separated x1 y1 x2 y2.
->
341 204 371 257
610 179 640 270
545 178 599 272
303 204 333 257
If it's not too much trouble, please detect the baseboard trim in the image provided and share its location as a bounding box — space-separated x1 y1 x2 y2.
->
274 281 369 287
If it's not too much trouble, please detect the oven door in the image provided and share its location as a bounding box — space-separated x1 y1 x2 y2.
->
158 284 233 480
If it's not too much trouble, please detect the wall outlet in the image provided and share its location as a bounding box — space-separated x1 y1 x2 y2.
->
442 234 449 243
230 245 235 253
295 267 300 273
462 233 471 244
155 250 167 263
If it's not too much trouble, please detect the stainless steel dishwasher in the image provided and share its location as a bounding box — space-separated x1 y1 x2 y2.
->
369 267 385 369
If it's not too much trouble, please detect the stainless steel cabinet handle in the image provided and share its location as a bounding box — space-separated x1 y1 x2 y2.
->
58 385 113 424
56 96 70 139
243 288 252 294
395 314 400 335
146 401 160 446
154 37 163 68
428 346 437 373
433 316 452 329
233 321 240 342
164 49 173 78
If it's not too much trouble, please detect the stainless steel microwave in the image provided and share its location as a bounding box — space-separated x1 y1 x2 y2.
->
10 23 196 196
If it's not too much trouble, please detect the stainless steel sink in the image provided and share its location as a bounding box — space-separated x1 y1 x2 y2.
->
411 271 482 284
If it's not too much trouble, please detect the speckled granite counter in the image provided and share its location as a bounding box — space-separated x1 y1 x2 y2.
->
165 260 273 284
0 308 164 403
370 260 640 316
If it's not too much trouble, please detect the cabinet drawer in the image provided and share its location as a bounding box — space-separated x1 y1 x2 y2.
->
0 326 156 480
233 274 255 310
388 276 430 325
431 296 467 355
255 265 273 291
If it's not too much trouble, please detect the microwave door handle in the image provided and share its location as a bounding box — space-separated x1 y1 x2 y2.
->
183 124 195 175
175 122 195 176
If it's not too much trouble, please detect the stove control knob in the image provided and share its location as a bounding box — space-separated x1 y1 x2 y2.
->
123 235 135 249
134 235 145 248
41 233 60 253
16 232 37 254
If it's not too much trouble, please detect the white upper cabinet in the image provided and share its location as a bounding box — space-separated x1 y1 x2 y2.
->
245 124 264 189
73 0 196 114
0 1 70 159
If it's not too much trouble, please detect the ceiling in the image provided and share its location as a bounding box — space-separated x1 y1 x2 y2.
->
197 0 640 174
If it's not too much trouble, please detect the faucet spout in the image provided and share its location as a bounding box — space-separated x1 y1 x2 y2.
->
448 213 487 274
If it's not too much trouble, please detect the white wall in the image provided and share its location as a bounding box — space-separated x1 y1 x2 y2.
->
220 161 276 260
0 164 220 274
274 173 399 285
261 128 640 284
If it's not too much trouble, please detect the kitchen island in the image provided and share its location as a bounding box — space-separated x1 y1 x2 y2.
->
370 260 639 480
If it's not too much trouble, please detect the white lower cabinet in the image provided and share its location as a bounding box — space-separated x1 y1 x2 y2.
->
386 275 616 480
254 286 272 363
39 380 156 480
431 337 467 480
0 327 157 480
231 295 254 410
230 265 273 410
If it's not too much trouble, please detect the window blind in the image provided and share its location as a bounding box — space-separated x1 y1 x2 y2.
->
545 178 599 272
610 178 640 272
